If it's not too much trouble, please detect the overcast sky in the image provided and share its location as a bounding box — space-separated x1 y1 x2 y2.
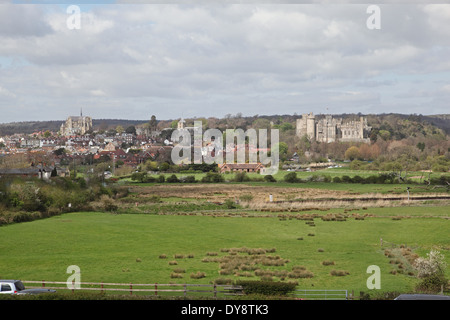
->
0 2 449 123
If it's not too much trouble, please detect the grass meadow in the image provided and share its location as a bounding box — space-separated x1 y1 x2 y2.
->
0 207 448 296
1 166 449 299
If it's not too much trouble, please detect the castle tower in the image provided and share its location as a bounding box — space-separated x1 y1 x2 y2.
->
296 112 315 140
306 112 316 140
177 118 185 129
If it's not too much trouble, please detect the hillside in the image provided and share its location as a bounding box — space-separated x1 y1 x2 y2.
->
0 113 448 137
0 119 147 136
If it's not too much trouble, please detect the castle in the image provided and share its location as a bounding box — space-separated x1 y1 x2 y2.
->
296 113 371 143
59 109 92 136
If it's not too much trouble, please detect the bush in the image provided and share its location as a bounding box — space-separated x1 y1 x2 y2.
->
415 273 448 293
170 273 183 279
181 175 196 183
239 194 253 202
102 198 118 212
201 172 224 183
349 160 365 170
330 270 350 276
234 172 250 182
284 172 298 183
166 174 180 183
131 172 147 183
236 280 297 296
341 175 352 183
144 176 156 183
413 249 448 293
332 176 341 183
365 175 378 184
414 250 447 278
190 271 206 279
224 199 237 209
264 175 276 182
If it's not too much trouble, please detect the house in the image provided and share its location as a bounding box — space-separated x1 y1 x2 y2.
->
103 142 117 152
219 163 264 174
0 165 56 180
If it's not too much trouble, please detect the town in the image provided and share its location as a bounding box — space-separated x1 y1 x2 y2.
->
0 112 449 181
0 112 174 178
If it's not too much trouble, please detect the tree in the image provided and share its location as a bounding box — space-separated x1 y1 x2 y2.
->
345 146 360 161
170 120 179 129
379 130 391 141
125 126 137 135
149 115 157 131
284 172 298 183
252 118 271 130
280 122 294 132
414 250 448 293
358 143 374 160
414 250 447 278
116 125 124 134
416 142 425 152
166 174 180 183
159 162 170 171
273 142 288 161
53 148 66 156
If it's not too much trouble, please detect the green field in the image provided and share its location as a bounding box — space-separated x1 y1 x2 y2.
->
0 208 448 296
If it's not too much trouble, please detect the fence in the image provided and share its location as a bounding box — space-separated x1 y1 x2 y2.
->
22 280 348 299
291 289 348 300
22 281 242 298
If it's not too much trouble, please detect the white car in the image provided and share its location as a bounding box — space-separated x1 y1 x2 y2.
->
0 280 56 295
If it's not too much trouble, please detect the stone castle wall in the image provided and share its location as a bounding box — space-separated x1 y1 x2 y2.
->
296 113 371 143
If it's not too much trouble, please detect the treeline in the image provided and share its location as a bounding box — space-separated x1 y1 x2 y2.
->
282 171 450 185
349 155 449 173
0 176 126 226
131 171 277 184
130 171 450 186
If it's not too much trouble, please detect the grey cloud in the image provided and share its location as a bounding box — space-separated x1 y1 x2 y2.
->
0 3 449 122
0 5 53 37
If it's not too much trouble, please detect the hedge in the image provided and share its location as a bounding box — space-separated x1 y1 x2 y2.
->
236 280 297 296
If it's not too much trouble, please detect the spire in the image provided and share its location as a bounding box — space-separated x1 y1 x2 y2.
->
80 107 83 117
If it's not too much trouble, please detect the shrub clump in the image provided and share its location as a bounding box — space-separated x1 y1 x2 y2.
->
413 250 448 293
330 270 350 276
236 280 297 296
190 271 206 279
170 273 183 279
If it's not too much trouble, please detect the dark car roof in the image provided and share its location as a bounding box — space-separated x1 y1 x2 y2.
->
395 294 450 300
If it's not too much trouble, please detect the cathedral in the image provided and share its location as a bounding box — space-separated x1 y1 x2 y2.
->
59 109 92 136
296 113 371 143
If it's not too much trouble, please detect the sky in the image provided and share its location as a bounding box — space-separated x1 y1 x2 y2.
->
0 1 449 123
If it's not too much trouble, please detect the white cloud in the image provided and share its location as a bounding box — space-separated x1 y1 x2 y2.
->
0 86 16 98
0 3 449 122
